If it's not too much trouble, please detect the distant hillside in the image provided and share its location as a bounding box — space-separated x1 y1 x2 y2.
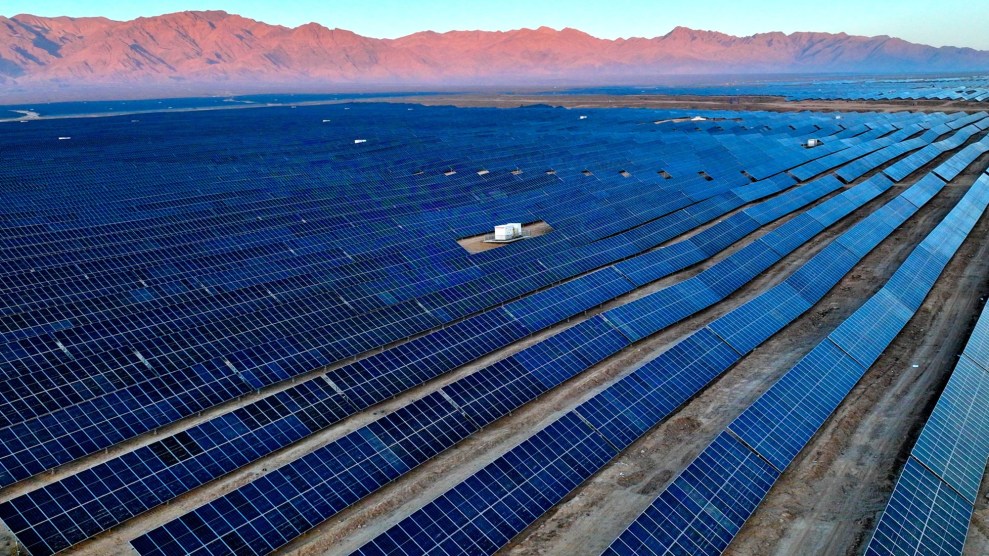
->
2 10 989 87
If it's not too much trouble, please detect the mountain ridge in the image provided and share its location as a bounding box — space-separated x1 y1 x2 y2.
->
2 10 989 86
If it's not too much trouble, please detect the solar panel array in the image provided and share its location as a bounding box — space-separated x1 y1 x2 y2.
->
0 102 983 556
0 144 821 556
4 104 899 490
340 168 963 556
865 237 989 555
127 168 881 556
604 171 989 556
794 84 989 102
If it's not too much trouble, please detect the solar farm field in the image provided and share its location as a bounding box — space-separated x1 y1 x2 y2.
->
1 102 988 556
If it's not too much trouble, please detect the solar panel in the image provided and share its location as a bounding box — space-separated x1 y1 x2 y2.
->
865 459 973 556
350 412 617 556
965 308 989 365
0 103 962 556
708 282 811 354
131 391 476 556
727 340 865 471
785 243 860 303
828 288 913 368
910 357 989 504
603 432 779 556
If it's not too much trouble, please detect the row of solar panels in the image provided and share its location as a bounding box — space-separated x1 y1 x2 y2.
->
605 171 989 555
549 79 989 103
783 81 989 102
0 117 856 243
1 107 945 237
0 112 937 291
0 120 861 314
128 170 901 556
814 88 989 102
884 120 989 182
789 125 913 182
866 170 989 555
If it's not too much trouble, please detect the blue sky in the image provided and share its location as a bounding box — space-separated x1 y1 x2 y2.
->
5 0 989 50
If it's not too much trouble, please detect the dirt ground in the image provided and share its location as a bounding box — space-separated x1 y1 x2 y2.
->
2 103 989 556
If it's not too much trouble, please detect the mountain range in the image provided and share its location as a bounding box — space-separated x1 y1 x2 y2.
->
2 10 989 88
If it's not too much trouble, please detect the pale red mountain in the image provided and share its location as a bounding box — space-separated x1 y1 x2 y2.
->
1 11 987 85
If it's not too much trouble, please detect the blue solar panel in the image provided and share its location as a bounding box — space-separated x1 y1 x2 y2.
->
727 340 866 471
965 309 989 365
604 278 720 342
708 282 811 354
910 357 989 504
901 175 949 209
760 213 824 255
933 141 989 181
785 243 860 303
506 268 633 330
828 288 913 368
580 329 739 451
129 391 476 556
744 176 843 225
865 459 973 556
603 432 779 556
351 412 617 556
691 213 761 256
883 245 947 311
836 207 908 257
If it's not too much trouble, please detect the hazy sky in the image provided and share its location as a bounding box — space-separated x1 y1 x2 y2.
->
6 0 989 50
